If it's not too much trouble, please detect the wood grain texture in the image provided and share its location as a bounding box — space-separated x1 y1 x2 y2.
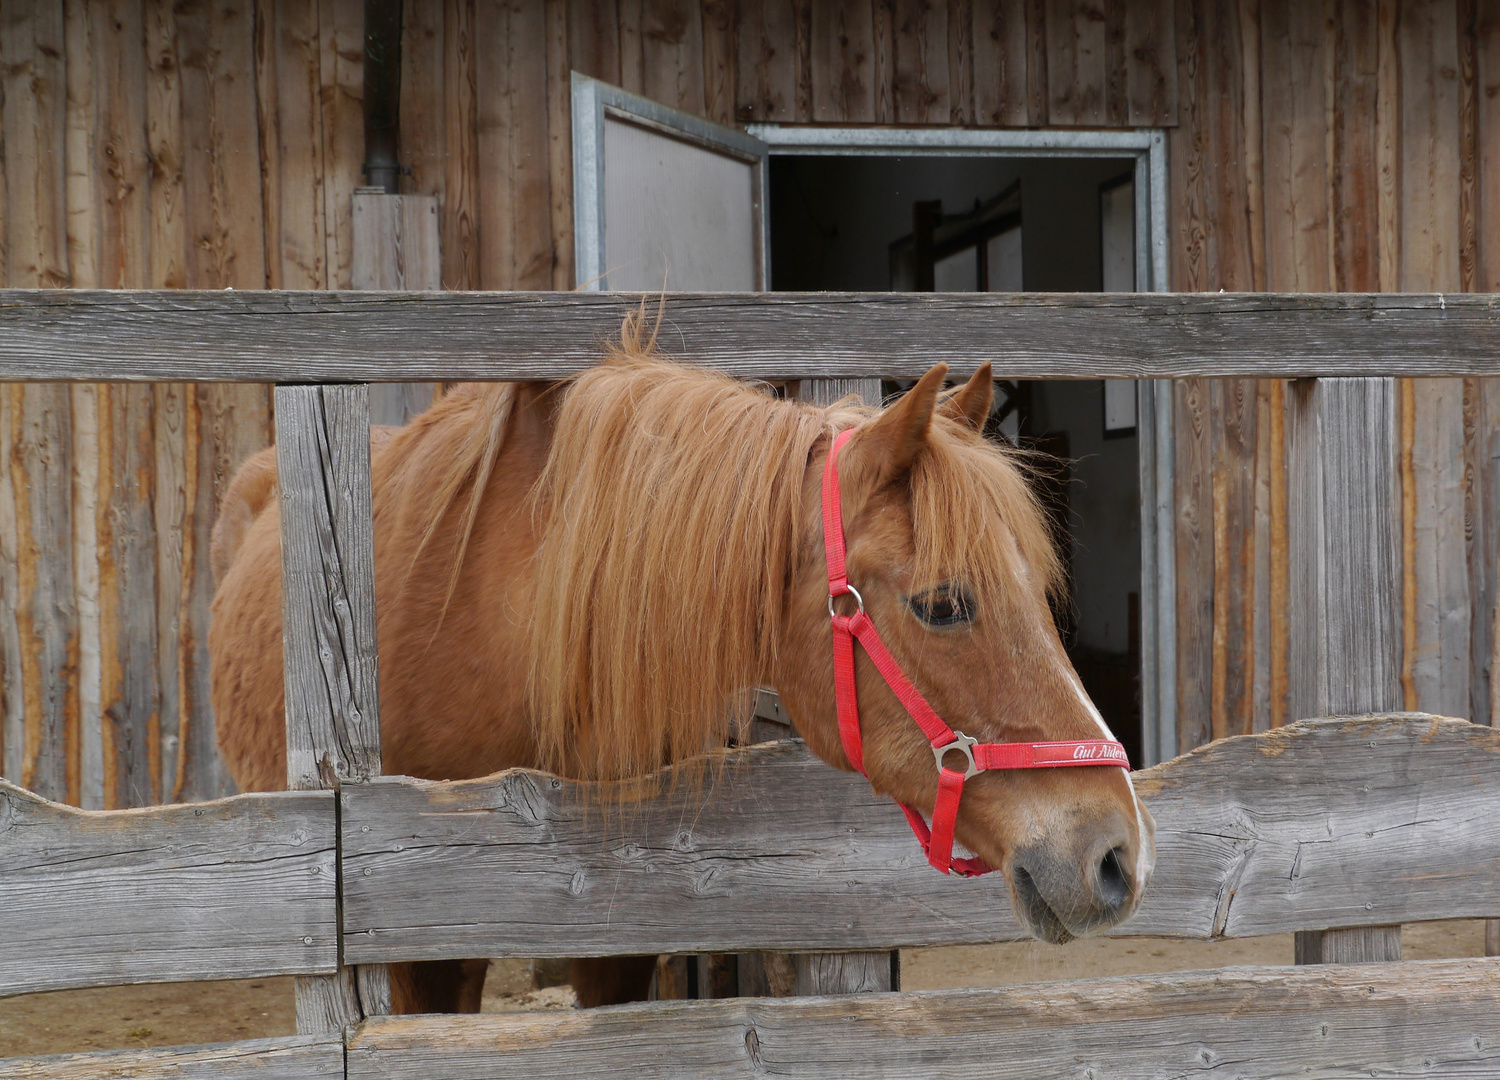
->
1046 0 1107 125
351 194 440 426
274 385 381 791
892 0 949 122
1125 0 1176 124
1295 925 1402 964
1286 378 1402 720
475 0 553 290
811 0 876 122
971 0 1028 125
5 291 1500 382
317 0 362 292
0 779 337 998
1408 378 1472 718
340 714 1500 961
737 0 800 121
1174 377 1213 753
2 1034 344 1080
444 0 482 290
347 958 1500 1080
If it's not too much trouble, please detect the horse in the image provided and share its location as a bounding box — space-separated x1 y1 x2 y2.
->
208 318 1156 1013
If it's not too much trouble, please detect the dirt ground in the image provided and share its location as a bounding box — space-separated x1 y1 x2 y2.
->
1 921 1489 1058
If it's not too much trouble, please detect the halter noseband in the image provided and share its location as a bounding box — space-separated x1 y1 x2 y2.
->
823 428 1129 877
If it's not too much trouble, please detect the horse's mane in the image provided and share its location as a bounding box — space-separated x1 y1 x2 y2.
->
523 321 1062 783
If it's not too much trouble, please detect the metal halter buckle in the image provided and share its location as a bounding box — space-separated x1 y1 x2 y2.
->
828 583 865 618
933 731 981 780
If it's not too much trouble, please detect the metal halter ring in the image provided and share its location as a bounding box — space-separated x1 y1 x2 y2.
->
828 584 865 618
933 731 981 780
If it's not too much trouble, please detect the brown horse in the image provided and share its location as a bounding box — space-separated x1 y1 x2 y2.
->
209 320 1155 1012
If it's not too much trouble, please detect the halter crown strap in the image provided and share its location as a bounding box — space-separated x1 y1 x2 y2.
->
822 427 1129 877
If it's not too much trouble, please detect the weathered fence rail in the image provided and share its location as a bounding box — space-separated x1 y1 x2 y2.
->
5 1035 344 1080
2 290 1500 380
0 781 337 998
345 958 1500 1079
338 714 1500 964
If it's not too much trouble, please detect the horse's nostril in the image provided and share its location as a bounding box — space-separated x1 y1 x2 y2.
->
1097 846 1131 911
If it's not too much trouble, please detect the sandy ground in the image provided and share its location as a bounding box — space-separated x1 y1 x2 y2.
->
1 921 1489 1058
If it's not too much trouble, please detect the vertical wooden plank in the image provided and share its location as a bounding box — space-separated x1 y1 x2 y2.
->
702 0 736 124
1409 378 1471 717
262 0 330 291
949 0 973 124
445 0 481 290
1463 377 1497 727
1169 0 1205 289
1210 379 1257 740
1400 0 1462 293
153 381 191 803
1376 0 1401 292
0 389 21 787
1458 0 1479 293
277 383 382 1031
145 0 187 291
812 0 877 122
893 0 949 122
476 0 554 290
71 384 103 809
319 0 363 291
1126 0 1178 125
1249 379 1273 733
1268 377 1289 728
737 0 799 121
101 384 161 809
1330 0 1380 291
619 0 644 92
276 386 381 798
874 0 897 121
401 0 447 201
546 0 574 288
1046 0 1107 125
1173 377 1213 753
1286 378 1402 721
1260 0 1332 292
642 0 705 113
352 193 440 425
1103 0 1126 126
9 384 77 805
1287 376 1403 965
569 0 620 83
1026 0 1049 123
1479 0 1500 295
971 0 1028 125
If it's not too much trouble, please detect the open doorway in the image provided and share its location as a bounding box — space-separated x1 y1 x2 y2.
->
769 154 1146 766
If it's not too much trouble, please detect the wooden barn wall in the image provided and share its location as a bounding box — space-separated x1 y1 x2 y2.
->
0 0 1495 807
1169 0 1500 751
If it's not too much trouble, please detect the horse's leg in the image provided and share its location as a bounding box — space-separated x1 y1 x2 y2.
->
569 956 658 1007
389 959 490 1014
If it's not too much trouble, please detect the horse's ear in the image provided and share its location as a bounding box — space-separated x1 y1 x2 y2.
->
939 363 993 431
857 363 948 484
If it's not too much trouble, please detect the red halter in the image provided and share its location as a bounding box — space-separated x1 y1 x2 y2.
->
823 428 1130 877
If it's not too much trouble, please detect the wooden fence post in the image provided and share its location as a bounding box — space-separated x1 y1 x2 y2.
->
1286 377 1403 964
276 383 389 1029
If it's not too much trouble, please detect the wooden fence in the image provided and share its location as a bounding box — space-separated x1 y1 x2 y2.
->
2 290 1498 1079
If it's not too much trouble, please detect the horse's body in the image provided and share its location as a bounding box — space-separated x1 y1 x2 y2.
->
210 327 1154 1013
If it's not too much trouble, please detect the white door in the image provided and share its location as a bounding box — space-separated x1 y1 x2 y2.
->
572 74 769 291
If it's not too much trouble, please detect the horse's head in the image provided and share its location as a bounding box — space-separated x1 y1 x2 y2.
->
774 364 1155 943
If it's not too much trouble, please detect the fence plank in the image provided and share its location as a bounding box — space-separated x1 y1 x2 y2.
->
2 1034 344 1080
274 383 383 1028
1286 378 1404 964
4 291 1500 381
345 958 1500 1080
340 714 1500 961
0 780 337 998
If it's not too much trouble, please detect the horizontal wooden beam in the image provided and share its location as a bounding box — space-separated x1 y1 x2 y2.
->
0 782 338 998
2 1034 344 1080
2 290 1500 381
345 958 1500 1079
340 714 1500 962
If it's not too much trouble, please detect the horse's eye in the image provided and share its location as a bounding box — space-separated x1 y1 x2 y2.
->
907 584 974 628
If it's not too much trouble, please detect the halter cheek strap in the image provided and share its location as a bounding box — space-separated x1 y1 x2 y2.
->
823 428 1130 877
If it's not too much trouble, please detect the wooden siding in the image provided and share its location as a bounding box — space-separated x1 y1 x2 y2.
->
0 0 1495 804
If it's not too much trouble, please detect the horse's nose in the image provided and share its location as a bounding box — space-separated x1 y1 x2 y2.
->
1011 814 1151 941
